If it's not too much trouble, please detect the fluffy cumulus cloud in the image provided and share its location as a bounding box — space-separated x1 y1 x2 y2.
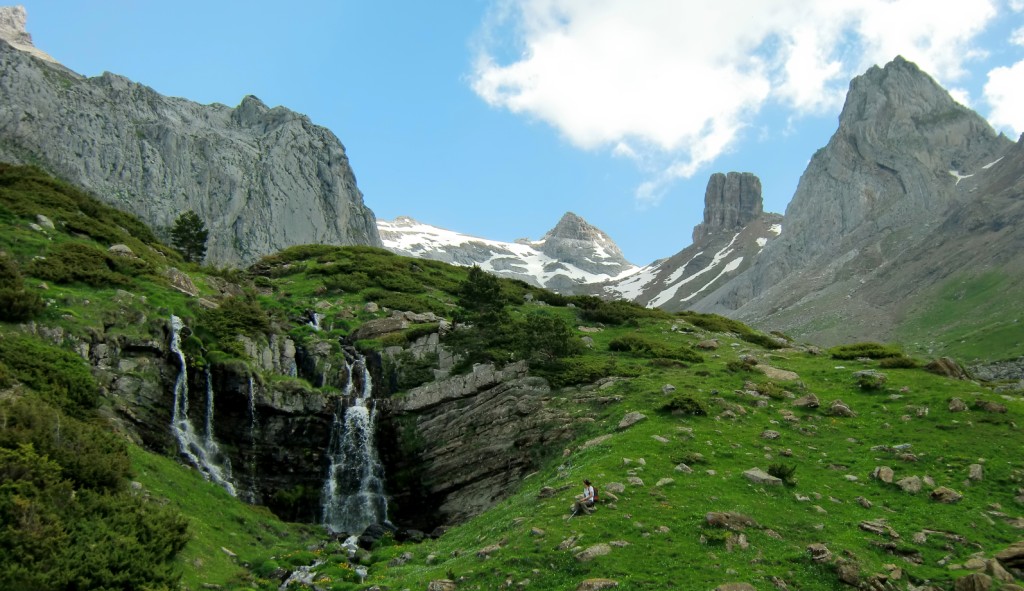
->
985 61 1024 134
470 0 998 205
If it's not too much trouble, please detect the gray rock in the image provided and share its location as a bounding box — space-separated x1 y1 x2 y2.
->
575 543 611 562
954 573 993 591
618 411 647 430
0 33 380 266
897 476 922 494
949 397 969 412
743 467 783 486
872 466 895 483
931 487 963 504
792 393 820 408
969 464 984 481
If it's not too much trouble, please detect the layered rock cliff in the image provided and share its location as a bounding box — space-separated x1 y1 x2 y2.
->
690 57 1017 345
0 8 381 266
601 172 781 310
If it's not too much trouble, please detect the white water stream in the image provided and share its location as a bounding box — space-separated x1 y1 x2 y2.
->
169 315 236 496
320 350 388 534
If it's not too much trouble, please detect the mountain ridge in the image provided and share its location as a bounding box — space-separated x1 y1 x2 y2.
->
0 7 381 266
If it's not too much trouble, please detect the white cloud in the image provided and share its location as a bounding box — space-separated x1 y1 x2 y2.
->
1012 26 1024 46
1011 0 1024 12
470 0 999 205
985 60 1024 135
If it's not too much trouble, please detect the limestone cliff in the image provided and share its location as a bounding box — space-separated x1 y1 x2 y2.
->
691 56 1017 345
0 8 381 265
600 172 781 310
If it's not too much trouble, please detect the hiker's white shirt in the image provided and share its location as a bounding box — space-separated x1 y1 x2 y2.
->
582 485 595 503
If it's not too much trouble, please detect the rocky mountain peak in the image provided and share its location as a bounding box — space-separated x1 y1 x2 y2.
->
537 212 633 276
0 5 56 63
692 172 764 242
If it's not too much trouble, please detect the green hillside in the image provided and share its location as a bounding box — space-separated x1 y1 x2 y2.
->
1 164 1022 591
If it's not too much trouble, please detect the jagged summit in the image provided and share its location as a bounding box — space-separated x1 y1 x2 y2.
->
689 56 1018 347
601 172 781 309
537 212 633 277
692 172 764 242
0 5 56 63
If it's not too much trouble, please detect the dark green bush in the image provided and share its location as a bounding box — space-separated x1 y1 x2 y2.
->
726 358 756 373
768 462 798 485
879 355 919 369
829 342 903 360
322 271 371 293
530 356 631 388
574 297 669 325
608 334 703 363
0 335 99 414
676 311 786 349
361 288 449 317
200 295 271 339
0 287 45 321
26 242 131 287
0 397 129 491
660 394 708 416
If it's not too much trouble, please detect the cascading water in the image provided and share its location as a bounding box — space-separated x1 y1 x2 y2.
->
246 374 260 504
320 349 388 534
169 315 236 496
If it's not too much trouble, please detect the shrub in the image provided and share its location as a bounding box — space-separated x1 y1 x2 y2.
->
531 356 634 388
26 242 130 287
854 370 888 390
726 358 756 373
829 342 903 360
200 295 271 339
0 335 99 414
768 462 798 485
574 297 669 325
0 287 44 321
608 334 703 363
756 382 788 400
660 394 708 416
676 311 786 349
879 355 919 369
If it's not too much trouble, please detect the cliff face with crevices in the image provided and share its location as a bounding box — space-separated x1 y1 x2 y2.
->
0 9 381 266
690 57 1019 346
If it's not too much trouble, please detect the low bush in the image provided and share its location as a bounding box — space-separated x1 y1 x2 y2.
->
26 242 131 287
829 342 903 360
660 394 708 416
0 334 99 414
608 334 703 363
676 311 786 349
768 462 798 486
200 295 271 339
879 355 919 368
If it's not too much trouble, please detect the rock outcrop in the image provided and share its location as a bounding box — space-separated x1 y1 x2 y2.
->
601 171 781 310
384 361 575 528
691 56 1017 346
692 172 764 242
0 8 381 266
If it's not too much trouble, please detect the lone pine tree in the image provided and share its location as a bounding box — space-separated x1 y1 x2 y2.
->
170 210 209 264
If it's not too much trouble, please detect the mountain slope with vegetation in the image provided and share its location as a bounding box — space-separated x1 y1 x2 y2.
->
1 164 1022 591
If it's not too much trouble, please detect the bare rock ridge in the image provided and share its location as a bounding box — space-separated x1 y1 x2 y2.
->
0 7 381 266
0 5 54 63
690 56 1017 345
600 172 781 311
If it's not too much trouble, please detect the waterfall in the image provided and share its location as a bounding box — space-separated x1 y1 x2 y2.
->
169 315 236 496
308 311 324 331
321 350 388 534
246 374 260 504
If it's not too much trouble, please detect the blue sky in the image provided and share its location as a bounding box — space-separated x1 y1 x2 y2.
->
15 1 1024 265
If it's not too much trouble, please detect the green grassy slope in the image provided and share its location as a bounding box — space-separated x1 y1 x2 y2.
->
2 164 1022 591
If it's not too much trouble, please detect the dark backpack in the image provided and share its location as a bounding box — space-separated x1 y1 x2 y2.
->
592 486 599 502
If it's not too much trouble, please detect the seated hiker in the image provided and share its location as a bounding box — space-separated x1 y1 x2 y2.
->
572 479 597 514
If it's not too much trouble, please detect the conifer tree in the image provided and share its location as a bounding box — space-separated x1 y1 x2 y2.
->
170 210 209 263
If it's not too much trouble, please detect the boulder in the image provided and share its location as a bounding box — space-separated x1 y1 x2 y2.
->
872 466 895 483
108 244 135 258
926 357 970 379
575 543 611 562
713 584 757 591
744 467 783 486
995 540 1024 571
829 399 856 417
949 397 968 412
807 543 832 563
931 487 963 504
618 411 647 429
969 464 984 481
897 476 922 494
427 581 457 591
164 267 199 297
792 393 820 408
954 573 993 591
705 512 759 531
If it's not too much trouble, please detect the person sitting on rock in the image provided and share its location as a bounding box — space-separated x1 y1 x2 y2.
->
573 479 596 515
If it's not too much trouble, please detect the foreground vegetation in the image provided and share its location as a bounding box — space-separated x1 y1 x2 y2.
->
1 164 1022 590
